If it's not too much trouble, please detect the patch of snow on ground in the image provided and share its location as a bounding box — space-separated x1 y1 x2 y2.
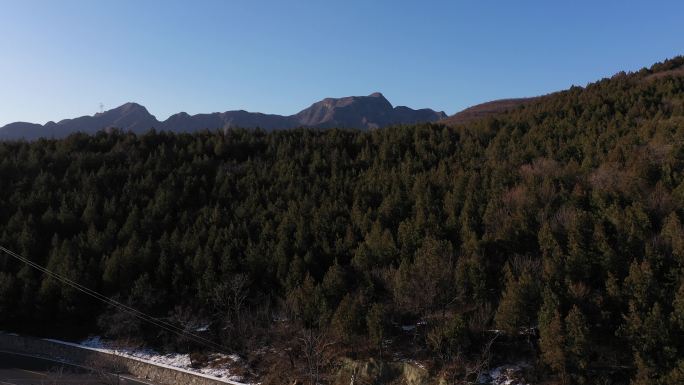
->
477 362 531 385
80 336 246 383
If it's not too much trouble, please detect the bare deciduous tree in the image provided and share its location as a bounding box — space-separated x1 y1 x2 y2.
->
229 273 250 328
461 332 499 384
299 329 336 385
213 273 250 329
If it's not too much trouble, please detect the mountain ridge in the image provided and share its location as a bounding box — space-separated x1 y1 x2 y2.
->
441 97 542 126
0 93 446 140
441 57 684 126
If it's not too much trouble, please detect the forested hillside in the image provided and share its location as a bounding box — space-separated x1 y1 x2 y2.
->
1 57 684 384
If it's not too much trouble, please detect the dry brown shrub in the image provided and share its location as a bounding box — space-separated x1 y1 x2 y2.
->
501 185 529 210
588 162 621 192
519 158 561 181
648 182 673 216
567 281 591 301
551 206 578 231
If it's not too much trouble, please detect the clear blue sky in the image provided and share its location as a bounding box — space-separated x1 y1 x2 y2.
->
1 0 683 126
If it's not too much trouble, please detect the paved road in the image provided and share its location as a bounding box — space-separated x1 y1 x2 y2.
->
0 352 154 385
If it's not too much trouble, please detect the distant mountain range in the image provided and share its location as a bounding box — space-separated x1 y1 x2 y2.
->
0 93 447 140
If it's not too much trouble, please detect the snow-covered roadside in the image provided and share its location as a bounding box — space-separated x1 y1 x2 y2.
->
45 336 250 385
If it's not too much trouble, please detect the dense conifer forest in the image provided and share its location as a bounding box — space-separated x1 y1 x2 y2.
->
1 57 684 384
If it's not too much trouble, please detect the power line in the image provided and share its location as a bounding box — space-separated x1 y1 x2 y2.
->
0 245 227 352
0 245 228 353
0 246 230 354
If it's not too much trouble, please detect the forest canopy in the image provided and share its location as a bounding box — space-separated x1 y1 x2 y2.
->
1 56 684 384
